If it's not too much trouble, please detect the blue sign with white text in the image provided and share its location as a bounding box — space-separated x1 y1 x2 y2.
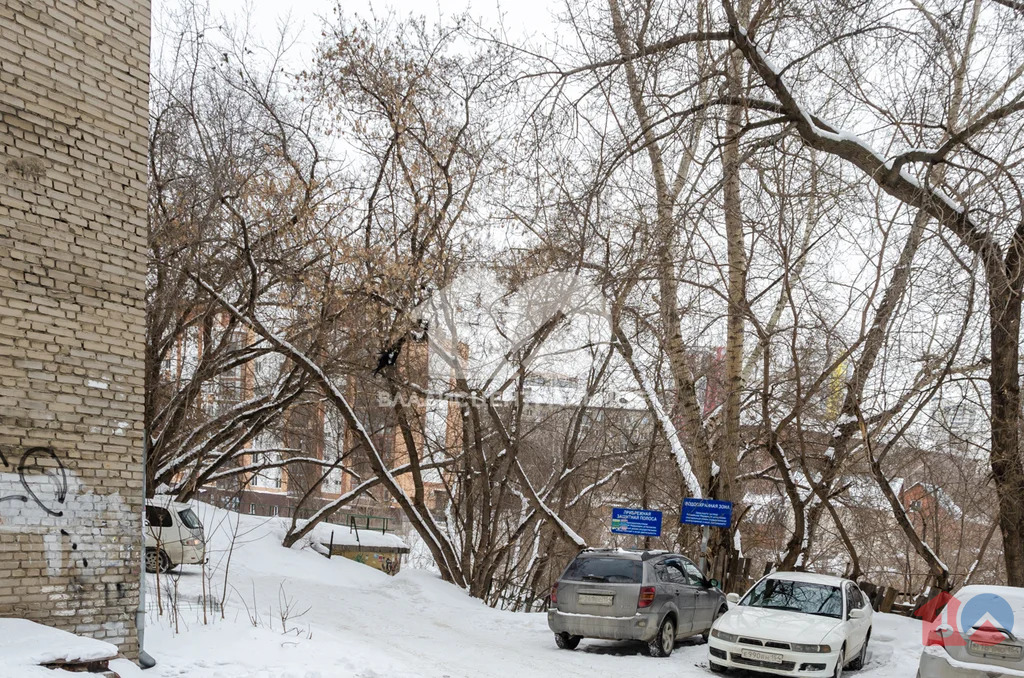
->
611 508 663 537
681 498 733 528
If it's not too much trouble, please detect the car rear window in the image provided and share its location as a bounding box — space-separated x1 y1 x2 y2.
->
177 508 202 530
562 557 642 583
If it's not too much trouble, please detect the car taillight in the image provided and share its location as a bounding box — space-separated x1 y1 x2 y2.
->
926 624 954 647
638 586 656 608
550 583 558 605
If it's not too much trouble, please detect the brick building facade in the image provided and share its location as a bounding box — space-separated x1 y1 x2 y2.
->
0 0 149 657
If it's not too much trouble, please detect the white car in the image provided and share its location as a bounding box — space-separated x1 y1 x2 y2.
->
917 585 1024 677
144 498 206 573
707 572 872 677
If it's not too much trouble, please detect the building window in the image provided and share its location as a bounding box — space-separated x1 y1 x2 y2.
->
249 503 256 515
271 505 279 517
323 454 344 494
250 450 283 489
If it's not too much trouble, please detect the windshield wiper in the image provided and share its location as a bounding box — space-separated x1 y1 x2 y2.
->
582 575 608 582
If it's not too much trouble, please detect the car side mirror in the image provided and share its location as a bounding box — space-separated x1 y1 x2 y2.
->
849 607 868 620
709 578 720 589
727 593 741 604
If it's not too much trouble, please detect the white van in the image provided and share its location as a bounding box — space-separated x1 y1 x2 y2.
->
144 499 206 573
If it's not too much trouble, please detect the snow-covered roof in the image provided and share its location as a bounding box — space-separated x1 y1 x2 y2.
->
0 618 116 671
743 492 785 512
303 519 408 551
905 482 963 519
841 475 904 511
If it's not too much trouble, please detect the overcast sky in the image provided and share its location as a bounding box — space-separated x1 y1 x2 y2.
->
160 0 562 67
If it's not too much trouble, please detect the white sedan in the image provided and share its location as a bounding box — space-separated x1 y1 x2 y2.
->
707 571 872 677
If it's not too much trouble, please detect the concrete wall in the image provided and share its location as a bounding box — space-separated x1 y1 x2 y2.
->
0 0 149 656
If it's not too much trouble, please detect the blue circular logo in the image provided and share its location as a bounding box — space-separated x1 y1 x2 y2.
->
961 593 1014 635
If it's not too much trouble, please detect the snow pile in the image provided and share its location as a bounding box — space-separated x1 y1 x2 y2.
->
122 501 929 677
0 618 117 677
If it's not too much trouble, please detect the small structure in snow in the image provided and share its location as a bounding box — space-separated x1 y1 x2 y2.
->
319 524 410 575
0 618 119 675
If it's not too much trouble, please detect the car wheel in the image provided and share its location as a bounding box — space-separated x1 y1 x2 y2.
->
554 632 581 650
145 548 172 574
848 631 869 670
709 660 729 673
833 645 845 678
648 616 676 657
703 605 729 642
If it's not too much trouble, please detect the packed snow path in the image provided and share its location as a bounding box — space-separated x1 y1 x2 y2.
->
112 504 926 678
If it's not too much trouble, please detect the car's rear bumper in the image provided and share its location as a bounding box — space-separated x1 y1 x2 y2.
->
707 638 839 676
547 609 659 642
178 545 206 565
918 646 1024 677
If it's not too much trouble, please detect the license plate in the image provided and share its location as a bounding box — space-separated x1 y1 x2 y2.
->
577 593 612 606
740 649 784 663
968 640 1023 659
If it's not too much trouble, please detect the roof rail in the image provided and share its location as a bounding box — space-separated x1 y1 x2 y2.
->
577 547 670 560
641 549 669 560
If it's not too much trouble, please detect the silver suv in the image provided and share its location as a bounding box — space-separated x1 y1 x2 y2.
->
547 548 728 657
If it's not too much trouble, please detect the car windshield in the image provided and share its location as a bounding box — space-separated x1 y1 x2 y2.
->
742 579 843 619
562 557 642 583
178 508 202 530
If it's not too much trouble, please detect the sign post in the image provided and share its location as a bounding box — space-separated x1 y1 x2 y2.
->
611 508 663 538
681 498 734 575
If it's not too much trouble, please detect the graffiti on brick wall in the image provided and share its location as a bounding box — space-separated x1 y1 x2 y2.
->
0 445 132 580
0 445 133 641
0 446 68 516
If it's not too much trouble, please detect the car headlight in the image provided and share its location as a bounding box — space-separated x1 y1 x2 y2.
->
711 629 739 643
790 643 832 653
184 538 202 546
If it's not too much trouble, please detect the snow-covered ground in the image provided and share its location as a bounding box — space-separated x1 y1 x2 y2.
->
108 503 926 678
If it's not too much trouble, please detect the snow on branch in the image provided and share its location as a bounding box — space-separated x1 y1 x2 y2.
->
283 458 452 546
202 453 334 484
620 348 703 498
192 274 466 584
721 0 1008 278
485 400 588 549
566 464 628 510
514 457 587 549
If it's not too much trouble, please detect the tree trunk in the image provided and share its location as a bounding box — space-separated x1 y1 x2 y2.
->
717 0 751 586
988 279 1024 585
607 0 714 492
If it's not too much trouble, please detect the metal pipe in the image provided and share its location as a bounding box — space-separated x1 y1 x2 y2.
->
136 433 156 669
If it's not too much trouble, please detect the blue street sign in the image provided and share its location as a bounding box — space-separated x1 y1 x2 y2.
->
611 508 663 537
681 498 733 528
